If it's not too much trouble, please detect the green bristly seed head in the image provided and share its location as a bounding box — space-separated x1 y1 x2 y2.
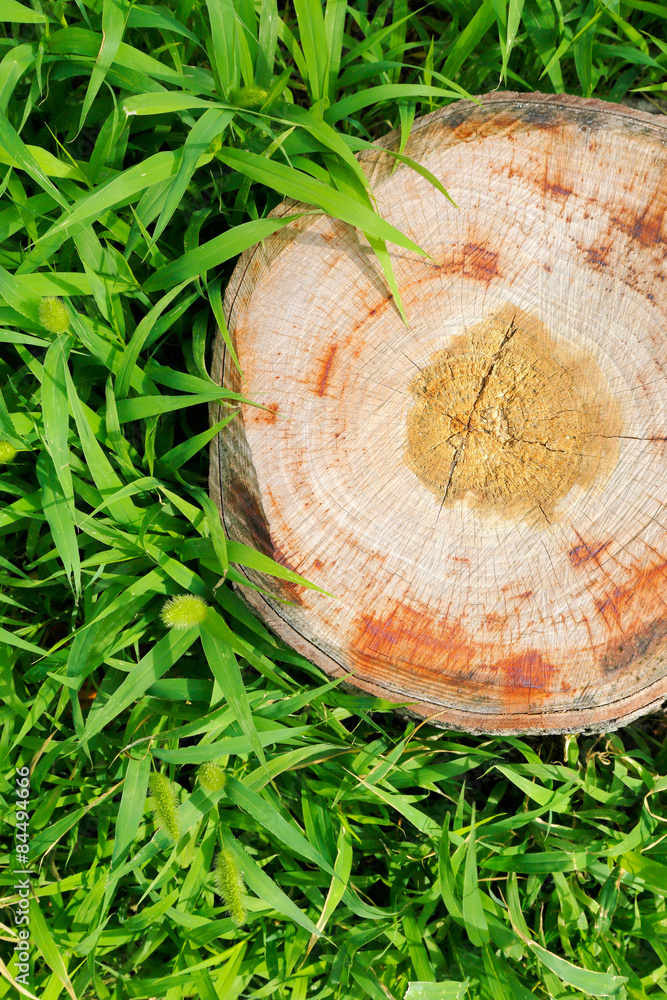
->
0 442 17 463
214 848 247 927
38 296 69 334
160 594 208 630
197 761 227 792
149 772 180 842
231 86 269 109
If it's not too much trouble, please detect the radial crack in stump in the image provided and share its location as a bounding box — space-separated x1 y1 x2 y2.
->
405 306 620 525
211 91 667 734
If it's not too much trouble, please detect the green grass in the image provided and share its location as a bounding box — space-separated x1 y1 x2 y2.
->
2 0 667 997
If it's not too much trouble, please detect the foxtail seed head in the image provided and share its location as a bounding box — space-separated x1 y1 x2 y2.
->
149 772 180 842
0 442 17 463
160 594 208 630
197 761 227 792
38 296 69 334
214 848 247 926
231 86 269 109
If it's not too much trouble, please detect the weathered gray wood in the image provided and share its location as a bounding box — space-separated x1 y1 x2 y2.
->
210 91 667 734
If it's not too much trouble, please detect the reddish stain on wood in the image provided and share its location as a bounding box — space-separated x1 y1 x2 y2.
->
610 199 667 248
253 402 279 425
350 602 559 711
568 539 610 567
543 181 573 199
485 612 509 632
592 557 667 640
600 617 667 674
317 345 338 396
442 243 501 284
495 650 555 707
350 603 475 677
581 245 612 271
313 558 324 570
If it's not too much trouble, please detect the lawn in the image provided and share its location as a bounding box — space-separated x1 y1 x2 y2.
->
2 0 667 997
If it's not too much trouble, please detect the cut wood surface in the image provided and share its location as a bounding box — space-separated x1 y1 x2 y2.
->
210 91 667 734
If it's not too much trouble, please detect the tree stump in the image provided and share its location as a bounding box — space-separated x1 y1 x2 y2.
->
210 92 667 734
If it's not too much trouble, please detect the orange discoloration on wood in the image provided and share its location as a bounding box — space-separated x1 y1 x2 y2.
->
600 616 667 674
494 650 555 709
581 245 612 271
251 403 279 425
592 557 667 636
316 345 338 397
543 182 574 199
349 602 475 678
349 602 561 713
611 197 667 249
441 242 501 284
485 612 509 632
569 538 611 567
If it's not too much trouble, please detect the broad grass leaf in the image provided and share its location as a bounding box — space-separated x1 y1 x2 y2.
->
0 111 69 208
482 850 593 873
324 0 346 102
42 335 74 511
28 900 77 1000
347 135 455 204
438 813 463 920
204 0 237 94
226 539 331 594
114 389 242 423
495 764 572 806
294 0 328 102
214 147 427 254
0 261 40 321
143 213 308 292
353 773 441 839
82 628 198 742
527 941 627 996
109 752 151 872
325 84 466 125
200 613 268 769
462 806 490 947
1 0 46 22
115 281 189 399
0 624 50 657
63 364 139 524
35 452 81 596
159 416 235 473
442 0 496 79
225 775 338 878
36 150 184 246
152 726 312 764
306 823 353 954
403 911 435 981
621 851 667 896
404 984 468 1000
151 108 234 244
49 25 191 86
122 93 221 115
126 4 199 41
0 957 39 1000
80 0 129 131
0 45 36 116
